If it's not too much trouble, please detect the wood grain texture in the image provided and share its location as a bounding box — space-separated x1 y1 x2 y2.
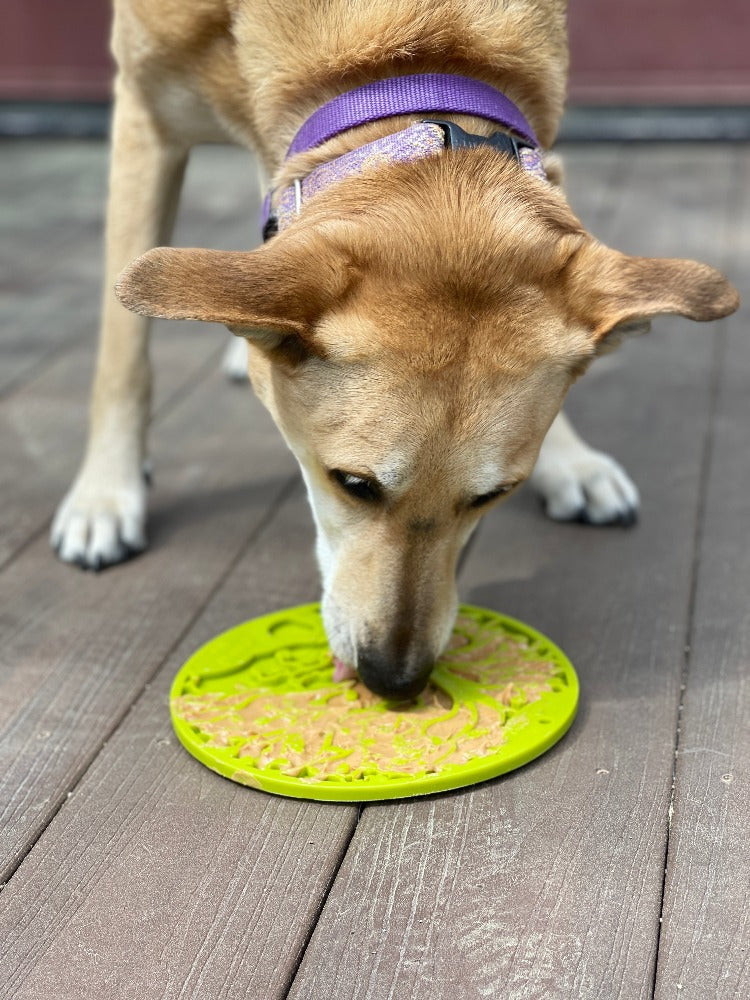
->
653 154 750 999
0 142 260 397
0 363 297 883
286 147 739 1000
0 142 107 398
0 485 359 1000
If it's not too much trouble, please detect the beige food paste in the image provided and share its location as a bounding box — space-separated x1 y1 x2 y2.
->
174 614 557 781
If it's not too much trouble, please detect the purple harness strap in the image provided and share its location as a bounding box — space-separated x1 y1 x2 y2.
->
288 73 539 155
263 73 544 238
275 121 447 223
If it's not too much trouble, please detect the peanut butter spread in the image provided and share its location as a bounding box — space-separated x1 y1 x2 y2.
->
173 614 557 782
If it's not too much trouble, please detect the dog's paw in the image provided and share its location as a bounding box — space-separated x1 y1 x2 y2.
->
531 447 640 527
50 470 147 570
221 335 248 382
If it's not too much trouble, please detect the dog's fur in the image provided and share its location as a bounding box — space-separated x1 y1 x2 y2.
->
51 1 739 698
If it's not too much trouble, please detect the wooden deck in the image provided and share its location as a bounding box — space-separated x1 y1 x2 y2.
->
1 140 748 1000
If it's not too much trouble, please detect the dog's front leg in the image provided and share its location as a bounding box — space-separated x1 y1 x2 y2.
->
51 80 188 568
530 411 640 526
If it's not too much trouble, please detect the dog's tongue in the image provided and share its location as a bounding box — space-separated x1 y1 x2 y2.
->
332 656 357 683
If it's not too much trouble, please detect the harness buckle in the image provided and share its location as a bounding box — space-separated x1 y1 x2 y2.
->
421 118 530 165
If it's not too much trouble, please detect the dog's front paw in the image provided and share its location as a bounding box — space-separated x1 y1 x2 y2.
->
531 447 640 527
50 468 148 570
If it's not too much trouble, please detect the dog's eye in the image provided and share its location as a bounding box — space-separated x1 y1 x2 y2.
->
330 469 382 503
469 484 514 509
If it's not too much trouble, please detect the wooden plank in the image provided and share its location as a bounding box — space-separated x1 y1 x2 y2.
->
0 143 106 397
0 142 112 393
0 141 107 210
286 146 737 998
0 485 359 1000
558 144 630 233
0 363 298 883
0 141 261 397
653 151 750 999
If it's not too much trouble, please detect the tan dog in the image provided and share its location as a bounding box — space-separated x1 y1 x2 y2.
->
51 1 738 698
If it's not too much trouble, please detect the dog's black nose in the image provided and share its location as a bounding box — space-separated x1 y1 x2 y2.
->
356 649 434 701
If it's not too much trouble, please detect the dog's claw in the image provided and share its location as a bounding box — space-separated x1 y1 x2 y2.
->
575 504 638 529
618 506 639 529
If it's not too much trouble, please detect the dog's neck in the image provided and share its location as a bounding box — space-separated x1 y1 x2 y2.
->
233 1 568 169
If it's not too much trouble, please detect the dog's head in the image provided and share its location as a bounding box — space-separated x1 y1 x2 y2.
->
117 150 738 698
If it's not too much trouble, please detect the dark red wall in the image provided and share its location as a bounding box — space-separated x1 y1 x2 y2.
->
568 0 750 103
0 0 114 100
2 0 749 103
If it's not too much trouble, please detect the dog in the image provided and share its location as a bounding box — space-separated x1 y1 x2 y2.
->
51 1 739 699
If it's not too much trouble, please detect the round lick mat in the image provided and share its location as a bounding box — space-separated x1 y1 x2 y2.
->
170 603 578 801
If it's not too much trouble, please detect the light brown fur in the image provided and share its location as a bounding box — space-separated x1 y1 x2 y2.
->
53 0 739 698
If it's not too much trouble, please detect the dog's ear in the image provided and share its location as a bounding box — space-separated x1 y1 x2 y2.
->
565 240 739 354
115 230 354 357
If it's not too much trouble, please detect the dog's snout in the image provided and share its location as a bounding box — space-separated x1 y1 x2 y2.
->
356 648 434 701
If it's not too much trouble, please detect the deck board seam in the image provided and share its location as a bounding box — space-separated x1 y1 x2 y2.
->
282 804 365 998
648 147 740 997
649 319 726 999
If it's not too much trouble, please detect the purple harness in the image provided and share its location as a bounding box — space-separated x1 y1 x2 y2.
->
262 73 546 240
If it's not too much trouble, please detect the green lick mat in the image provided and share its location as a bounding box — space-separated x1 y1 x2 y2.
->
170 603 578 802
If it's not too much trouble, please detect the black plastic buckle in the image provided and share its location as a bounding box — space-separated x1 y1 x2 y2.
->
262 214 279 242
421 118 530 164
